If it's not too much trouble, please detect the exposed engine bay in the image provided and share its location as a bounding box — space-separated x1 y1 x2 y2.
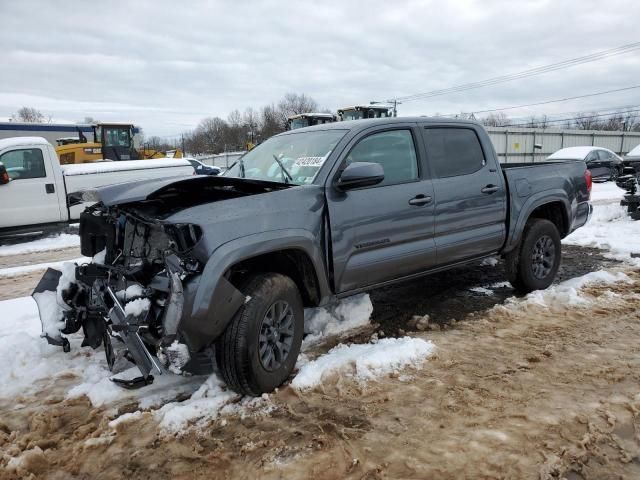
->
30 175 296 389
33 203 205 388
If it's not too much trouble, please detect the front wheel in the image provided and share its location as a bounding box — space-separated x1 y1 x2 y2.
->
610 166 621 182
505 219 561 293
215 273 304 396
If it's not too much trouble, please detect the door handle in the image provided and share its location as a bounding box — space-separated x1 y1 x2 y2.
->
408 194 432 206
45 183 55 194
481 185 499 194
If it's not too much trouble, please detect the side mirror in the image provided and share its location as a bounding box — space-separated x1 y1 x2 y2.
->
0 162 10 185
336 162 384 191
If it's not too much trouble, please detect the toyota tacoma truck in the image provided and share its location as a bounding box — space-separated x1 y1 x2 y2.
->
32 118 593 395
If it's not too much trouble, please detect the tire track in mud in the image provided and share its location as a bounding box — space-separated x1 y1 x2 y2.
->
0 247 81 300
2 269 640 479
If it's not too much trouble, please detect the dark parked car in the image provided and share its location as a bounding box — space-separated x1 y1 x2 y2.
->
623 144 640 173
548 146 624 182
186 158 221 176
33 118 592 395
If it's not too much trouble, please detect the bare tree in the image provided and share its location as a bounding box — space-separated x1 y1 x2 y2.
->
573 112 599 130
196 117 228 153
260 104 284 138
276 93 318 129
481 112 511 127
11 107 49 123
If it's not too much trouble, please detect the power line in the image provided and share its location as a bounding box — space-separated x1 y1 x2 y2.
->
452 85 640 116
506 106 640 128
504 103 640 122
394 42 640 103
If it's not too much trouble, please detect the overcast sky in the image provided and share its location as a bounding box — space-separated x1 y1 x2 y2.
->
1 0 639 137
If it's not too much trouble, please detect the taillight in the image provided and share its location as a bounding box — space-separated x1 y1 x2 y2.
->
584 169 592 199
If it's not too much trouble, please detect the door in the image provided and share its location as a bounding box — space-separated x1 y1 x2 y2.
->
421 126 506 264
0 146 63 229
326 127 436 293
585 150 613 180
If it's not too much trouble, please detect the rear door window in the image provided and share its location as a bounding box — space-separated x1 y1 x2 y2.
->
597 150 612 161
0 148 46 180
423 128 485 178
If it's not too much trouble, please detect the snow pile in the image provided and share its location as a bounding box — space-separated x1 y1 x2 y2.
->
124 298 151 317
158 341 191 374
589 182 626 203
507 270 631 308
291 337 435 391
0 297 109 399
154 374 238 432
303 293 373 345
93 248 106 264
0 233 79 257
563 201 640 265
32 290 64 339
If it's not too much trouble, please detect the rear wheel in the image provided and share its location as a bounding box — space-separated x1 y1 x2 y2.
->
215 273 303 396
505 219 561 293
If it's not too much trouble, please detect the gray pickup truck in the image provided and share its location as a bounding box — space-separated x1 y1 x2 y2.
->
33 118 592 395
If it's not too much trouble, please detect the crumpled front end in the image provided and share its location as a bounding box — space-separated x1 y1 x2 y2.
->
32 202 205 388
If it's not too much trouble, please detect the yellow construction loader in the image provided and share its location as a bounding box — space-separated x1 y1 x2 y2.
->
56 123 182 164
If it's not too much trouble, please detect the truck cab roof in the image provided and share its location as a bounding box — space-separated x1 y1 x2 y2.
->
278 116 482 135
0 136 50 150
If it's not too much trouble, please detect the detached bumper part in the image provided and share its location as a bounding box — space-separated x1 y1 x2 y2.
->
105 286 163 387
32 268 71 352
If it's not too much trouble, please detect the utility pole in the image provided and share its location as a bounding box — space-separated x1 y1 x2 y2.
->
370 99 401 117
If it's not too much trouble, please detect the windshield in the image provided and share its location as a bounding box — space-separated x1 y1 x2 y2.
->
103 127 132 148
225 129 347 185
290 118 310 129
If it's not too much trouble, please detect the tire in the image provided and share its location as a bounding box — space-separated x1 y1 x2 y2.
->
505 218 561 293
610 167 620 182
215 273 304 396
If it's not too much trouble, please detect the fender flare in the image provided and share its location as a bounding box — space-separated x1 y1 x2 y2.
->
505 190 571 252
181 229 330 347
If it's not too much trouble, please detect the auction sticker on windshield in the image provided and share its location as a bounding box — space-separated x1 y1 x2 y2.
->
294 156 326 167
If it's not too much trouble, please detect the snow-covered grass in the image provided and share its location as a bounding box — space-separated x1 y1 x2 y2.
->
0 233 79 257
291 337 435 391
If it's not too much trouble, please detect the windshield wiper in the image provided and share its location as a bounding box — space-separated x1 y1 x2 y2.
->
272 154 293 184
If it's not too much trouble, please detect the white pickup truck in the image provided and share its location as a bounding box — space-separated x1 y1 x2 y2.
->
0 137 195 237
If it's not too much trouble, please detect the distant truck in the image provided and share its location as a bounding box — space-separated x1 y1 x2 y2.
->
287 113 336 130
33 118 592 396
0 137 194 237
338 105 394 121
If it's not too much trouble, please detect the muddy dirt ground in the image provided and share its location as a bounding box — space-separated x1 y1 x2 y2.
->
1 247 639 479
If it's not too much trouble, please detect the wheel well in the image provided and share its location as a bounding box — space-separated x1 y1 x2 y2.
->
226 249 321 307
528 202 568 237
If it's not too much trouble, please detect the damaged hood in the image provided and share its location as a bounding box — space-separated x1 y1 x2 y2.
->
77 175 290 207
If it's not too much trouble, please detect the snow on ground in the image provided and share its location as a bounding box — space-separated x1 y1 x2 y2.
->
303 293 373 346
564 183 640 265
589 181 627 203
0 295 204 407
0 233 79 257
291 337 435 391
0 180 637 434
510 270 632 308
